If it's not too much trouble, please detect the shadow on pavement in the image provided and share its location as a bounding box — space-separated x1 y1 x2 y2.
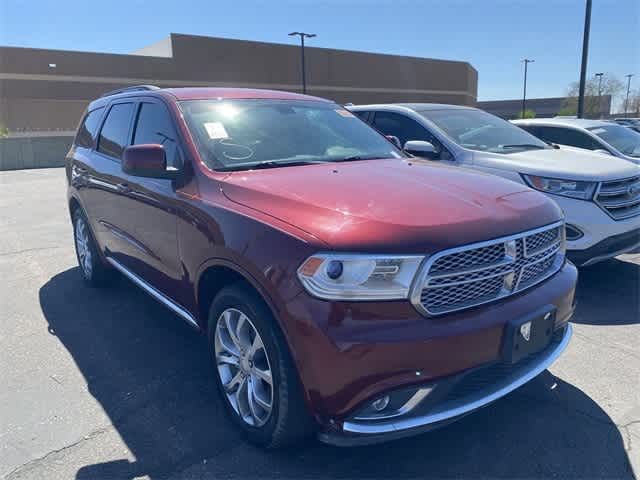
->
39 268 634 479
573 257 640 325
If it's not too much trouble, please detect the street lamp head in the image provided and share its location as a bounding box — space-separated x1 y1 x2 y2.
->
289 32 316 38
595 72 604 77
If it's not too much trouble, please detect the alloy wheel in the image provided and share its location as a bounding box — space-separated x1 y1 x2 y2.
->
214 308 274 426
75 216 93 278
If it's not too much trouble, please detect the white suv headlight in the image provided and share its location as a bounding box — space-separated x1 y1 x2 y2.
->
521 174 598 200
297 253 425 300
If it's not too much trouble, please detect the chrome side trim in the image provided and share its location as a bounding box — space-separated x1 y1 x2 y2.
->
106 257 200 329
342 324 572 435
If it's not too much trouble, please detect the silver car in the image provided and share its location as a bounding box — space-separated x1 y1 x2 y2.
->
512 118 640 164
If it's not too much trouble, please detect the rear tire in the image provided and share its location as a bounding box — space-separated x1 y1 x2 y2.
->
72 209 116 287
207 284 314 448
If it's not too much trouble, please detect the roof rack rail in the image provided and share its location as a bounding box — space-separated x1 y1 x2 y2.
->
100 85 160 98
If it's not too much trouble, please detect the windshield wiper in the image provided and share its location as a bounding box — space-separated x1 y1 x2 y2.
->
501 144 546 150
218 159 328 171
332 155 386 163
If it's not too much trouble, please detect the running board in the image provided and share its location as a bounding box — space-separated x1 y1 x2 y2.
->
106 257 200 330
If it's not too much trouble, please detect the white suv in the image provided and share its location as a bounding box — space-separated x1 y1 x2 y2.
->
349 104 640 266
512 118 640 164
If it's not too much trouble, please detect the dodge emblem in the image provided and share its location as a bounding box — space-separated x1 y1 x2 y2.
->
520 321 532 341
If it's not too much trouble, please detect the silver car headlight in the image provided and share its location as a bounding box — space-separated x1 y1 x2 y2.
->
297 253 425 300
521 174 598 200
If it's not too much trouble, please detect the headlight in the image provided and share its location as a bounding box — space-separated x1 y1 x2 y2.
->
521 174 598 200
297 253 424 300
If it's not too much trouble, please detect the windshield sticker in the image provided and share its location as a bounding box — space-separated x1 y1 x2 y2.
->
591 128 606 134
335 109 355 118
204 122 229 139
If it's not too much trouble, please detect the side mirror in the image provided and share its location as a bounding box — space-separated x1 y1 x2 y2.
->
404 140 438 159
122 144 178 179
385 135 402 149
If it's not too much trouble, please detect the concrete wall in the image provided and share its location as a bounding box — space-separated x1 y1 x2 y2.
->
0 33 477 132
0 135 73 170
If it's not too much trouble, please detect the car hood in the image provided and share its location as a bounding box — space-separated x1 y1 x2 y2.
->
220 159 562 252
472 146 639 181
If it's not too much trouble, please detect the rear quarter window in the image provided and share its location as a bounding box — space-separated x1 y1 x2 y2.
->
75 107 104 148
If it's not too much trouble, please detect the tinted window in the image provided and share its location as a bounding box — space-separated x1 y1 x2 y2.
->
372 111 433 146
353 110 370 122
97 103 134 159
75 107 104 148
133 102 179 167
534 126 600 150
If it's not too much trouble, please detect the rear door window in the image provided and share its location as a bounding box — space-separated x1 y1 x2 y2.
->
75 107 104 148
132 102 180 167
535 126 600 150
371 111 451 159
97 103 135 159
372 111 433 146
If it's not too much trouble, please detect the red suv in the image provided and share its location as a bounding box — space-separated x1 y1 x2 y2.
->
66 86 577 447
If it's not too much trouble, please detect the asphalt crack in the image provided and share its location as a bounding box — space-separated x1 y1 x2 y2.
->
3 426 111 480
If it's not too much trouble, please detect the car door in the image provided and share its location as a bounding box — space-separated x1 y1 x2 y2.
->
370 111 453 162
80 101 137 260
112 98 182 294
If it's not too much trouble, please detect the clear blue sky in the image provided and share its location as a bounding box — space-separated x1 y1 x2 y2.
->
1 0 637 101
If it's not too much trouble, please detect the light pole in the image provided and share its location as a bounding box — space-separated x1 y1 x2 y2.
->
521 58 534 118
288 32 316 94
577 0 592 118
624 74 634 114
595 72 604 118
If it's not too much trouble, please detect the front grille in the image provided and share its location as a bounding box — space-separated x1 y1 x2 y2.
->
413 222 564 315
596 175 640 220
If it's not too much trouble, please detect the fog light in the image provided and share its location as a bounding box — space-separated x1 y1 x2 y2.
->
326 260 343 279
372 396 390 411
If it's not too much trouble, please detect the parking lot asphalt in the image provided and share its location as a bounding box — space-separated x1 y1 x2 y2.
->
1 168 638 480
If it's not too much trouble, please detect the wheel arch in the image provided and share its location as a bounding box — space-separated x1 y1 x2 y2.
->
195 259 284 335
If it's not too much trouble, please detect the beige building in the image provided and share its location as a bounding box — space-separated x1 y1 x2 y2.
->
0 33 477 132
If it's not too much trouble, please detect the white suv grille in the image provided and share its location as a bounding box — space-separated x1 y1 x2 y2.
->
411 222 565 316
596 175 640 220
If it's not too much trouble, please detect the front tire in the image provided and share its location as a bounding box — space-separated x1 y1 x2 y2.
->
208 284 313 448
72 209 115 287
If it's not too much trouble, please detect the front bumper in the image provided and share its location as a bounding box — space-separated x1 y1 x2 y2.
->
319 324 572 446
551 195 640 254
282 261 577 441
568 227 640 266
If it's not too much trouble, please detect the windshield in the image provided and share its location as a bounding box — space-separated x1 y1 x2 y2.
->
420 108 548 153
587 124 640 158
179 99 403 170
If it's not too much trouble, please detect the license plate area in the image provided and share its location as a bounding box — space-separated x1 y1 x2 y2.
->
502 306 556 364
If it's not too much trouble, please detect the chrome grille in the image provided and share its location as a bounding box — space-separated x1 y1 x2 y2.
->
430 243 505 274
596 175 640 220
412 222 564 316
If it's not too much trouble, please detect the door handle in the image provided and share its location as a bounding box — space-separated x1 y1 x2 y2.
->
116 183 131 193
